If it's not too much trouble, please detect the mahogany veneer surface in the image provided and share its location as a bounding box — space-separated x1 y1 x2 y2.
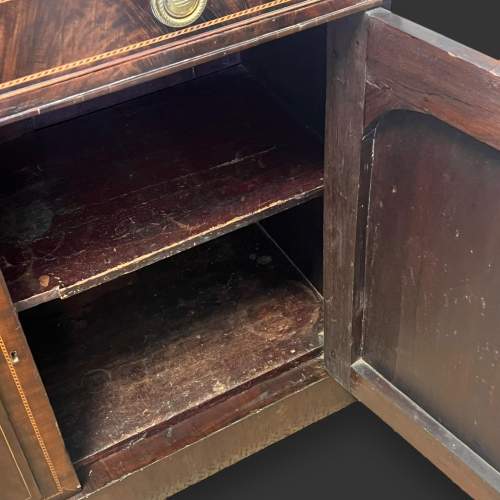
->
21 225 323 465
0 0 382 125
0 65 323 310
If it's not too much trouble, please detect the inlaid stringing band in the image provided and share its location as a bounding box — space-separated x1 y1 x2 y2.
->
0 335 63 494
0 0 294 92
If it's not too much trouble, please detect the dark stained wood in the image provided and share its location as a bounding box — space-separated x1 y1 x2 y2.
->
0 65 323 310
323 8 500 497
365 9 500 149
76 358 353 499
0 398 42 500
0 273 80 499
323 13 368 389
0 0 383 127
352 360 500 500
21 225 324 466
363 111 500 474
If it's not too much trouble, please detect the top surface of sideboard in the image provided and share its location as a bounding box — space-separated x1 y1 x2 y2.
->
0 0 382 125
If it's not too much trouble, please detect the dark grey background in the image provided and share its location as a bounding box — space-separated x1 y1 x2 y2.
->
173 403 469 499
173 2 498 498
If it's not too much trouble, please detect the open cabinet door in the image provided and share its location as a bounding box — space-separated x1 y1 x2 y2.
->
0 274 80 499
324 8 500 499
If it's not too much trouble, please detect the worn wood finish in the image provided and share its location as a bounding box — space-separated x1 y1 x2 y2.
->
0 398 41 500
0 65 323 310
76 358 353 499
365 9 500 150
363 110 500 472
323 13 368 388
0 274 79 499
352 360 500 500
0 0 383 127
324 8 500 497
21 225 323 466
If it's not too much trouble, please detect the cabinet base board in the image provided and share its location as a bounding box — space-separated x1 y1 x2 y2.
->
76 357 352 499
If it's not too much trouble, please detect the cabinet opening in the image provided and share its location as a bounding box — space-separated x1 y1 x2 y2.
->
0 26 326 312
2 26 327 490
20 216 324 471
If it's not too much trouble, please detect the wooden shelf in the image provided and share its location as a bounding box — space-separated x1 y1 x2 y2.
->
74 357 351 498
0 65 323 310
21 225 323 466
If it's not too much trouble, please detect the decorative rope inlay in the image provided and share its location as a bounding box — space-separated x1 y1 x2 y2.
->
0 0 293 92
0 335 63 494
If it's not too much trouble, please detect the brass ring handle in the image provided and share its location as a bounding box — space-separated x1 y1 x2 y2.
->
151 0 208 27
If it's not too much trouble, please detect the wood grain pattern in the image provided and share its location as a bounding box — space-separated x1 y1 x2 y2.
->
0 0 383 126
365 9 500 150
0 0 293 92
21 225 323 466
0 65 323 310
0 274 79 499
76 358 352 499
363 111 500 474
323 8 500 497
323 13 368 388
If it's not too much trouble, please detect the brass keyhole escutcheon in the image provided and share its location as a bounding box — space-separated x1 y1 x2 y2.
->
151 0 207 27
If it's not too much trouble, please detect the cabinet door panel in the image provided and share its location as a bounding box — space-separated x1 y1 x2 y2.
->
324 9 500 498
0 274 79 499
363 111 500 472
0 398 41 500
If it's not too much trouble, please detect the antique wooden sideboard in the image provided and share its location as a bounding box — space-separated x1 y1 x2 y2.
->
0 0 499 498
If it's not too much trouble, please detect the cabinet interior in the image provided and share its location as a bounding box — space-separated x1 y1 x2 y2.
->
0 27 328 472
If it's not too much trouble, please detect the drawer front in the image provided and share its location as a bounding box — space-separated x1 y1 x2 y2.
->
0 0 365 94
0 0 383 125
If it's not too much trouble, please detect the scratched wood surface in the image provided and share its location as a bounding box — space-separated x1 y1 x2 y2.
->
20 225 323 466
0 65 323 310
363 110 500 473
74 358 352 498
